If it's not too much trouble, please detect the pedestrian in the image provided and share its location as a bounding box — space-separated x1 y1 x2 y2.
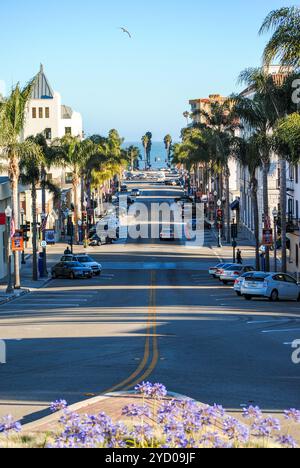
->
64 246 72 255
237 249 243 264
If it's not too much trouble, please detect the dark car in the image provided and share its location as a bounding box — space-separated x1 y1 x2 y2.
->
51 261 93 280
121 185 128 192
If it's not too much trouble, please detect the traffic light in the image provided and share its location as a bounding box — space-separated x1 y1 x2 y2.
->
217 209 223 229
82 211 88 224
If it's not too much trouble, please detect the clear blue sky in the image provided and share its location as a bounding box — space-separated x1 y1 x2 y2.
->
0 0 296 142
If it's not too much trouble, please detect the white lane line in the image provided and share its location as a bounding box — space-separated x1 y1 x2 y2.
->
262 328 300 334
247 320 287 325
21 299 89 303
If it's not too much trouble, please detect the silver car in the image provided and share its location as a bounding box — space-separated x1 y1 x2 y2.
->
233 271 255 296
241 272 300 301
220 265 255 285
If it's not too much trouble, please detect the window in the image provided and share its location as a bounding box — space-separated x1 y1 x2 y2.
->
39 107 43 118
65 127 72 136
284 275 297 284
47 173 53 182
45 107 50 118
32 107 37 119
65 173 73 184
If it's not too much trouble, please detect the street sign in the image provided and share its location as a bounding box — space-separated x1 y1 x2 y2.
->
12 231 24 252
41 241 47 248
263 228 273 246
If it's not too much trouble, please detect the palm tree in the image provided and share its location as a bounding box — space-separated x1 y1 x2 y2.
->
259 6 300 68
52 136 88 243
19 139 60 281
164 135 172 164
0 81 34 288
141 134 149 170
183 111 190 126
233 136 262 270
126 145 141 170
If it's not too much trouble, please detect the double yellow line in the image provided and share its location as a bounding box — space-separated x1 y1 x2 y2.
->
104 271 159 394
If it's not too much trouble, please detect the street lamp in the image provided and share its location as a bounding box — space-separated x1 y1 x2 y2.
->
272 207 279 272
5 206 13 295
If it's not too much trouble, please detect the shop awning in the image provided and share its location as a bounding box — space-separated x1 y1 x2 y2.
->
230 199 240 211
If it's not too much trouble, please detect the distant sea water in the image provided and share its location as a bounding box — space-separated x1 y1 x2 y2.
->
123 141 169 170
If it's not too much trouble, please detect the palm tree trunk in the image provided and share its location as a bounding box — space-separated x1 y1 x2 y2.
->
280 157 287 273
262 160 270 271
251 177 261 271
41 165 47 276
73 174 80 243
32 184 38 281
10 153 21 289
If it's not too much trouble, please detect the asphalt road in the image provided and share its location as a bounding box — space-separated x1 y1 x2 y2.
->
0 182 300 423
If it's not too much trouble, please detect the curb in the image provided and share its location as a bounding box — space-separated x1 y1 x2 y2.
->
0 289 29 305
22 391 192 433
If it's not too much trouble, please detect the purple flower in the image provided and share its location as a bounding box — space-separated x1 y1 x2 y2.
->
251 417 281 438
243 406 262 420
284 409 300 423
165 431 189 448
50 399 68 413
200 431 229 448
122 404 151 418
131 423 154 442
223 417 250 445
277 435 298 449
135 381 153 397
0 415 22 435
150 383 167 400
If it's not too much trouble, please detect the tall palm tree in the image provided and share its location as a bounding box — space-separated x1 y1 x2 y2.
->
19 139 60 281
259 6 300 68
52 136 88 243
126 145 141 170
164 135 172 163
233 136 262 270
141 134 149 170
0 81 34 288
183 111 190 126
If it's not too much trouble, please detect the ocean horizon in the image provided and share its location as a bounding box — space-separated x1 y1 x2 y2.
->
123 141 171 169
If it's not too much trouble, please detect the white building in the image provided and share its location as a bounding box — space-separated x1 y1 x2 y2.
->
23 64 83 142
286 162 300 275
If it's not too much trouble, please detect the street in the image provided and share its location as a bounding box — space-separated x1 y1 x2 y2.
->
0 182 300 424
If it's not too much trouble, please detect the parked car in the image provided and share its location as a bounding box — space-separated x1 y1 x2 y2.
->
121 185 128 192
131 188 141 197
52 261 93 280
89 234 114 246
233 271 255 296
220 265 255 285
241 272 300 302
60 254 102 276
214 264 235 279
209 263 229 278
160 227 175 241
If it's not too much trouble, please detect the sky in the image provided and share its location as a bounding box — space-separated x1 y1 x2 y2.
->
0 0 296 142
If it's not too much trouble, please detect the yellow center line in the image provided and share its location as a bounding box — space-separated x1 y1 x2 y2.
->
102 271 157 394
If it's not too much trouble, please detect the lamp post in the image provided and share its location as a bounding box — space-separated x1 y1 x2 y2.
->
217 199 222 248
5 206 13 295
272 207 278 273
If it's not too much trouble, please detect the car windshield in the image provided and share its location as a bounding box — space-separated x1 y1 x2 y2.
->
77 256 93 263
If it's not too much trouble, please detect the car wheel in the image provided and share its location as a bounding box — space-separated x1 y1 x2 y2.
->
95 271 101 276
297 293 300 302
270 289 279 302
244 295 252 301
236 292 241 297
222 281 228 285
52 272 57 279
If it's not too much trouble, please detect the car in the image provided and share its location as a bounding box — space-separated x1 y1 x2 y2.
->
52 261 93 280
89 234 114 246
121 185 128 192
233 271 255 296
131 188 141 197
61 254 102 276
160 227 175 241
209 263 228 278
214 264 235 279
241 272 300 302
220 265 255 285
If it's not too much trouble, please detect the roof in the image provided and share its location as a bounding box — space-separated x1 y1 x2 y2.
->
61 105 73 119
31 64 54 99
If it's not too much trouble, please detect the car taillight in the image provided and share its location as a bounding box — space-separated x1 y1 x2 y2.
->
234 280 238 285
234 272 240 276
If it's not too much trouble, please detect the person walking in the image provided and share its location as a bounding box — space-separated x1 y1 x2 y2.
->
237 249 243 265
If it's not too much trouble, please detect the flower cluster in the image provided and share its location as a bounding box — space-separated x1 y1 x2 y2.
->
1 383 300 449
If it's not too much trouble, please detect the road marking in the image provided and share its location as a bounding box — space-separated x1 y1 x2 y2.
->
262 328 300 334
102 271 158 394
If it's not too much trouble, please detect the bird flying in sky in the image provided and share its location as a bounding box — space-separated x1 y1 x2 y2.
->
119 27 132 38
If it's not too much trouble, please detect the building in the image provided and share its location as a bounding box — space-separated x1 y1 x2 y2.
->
286 162 300 276
189 94 227 126
0 177 12 280
23 64 83 142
